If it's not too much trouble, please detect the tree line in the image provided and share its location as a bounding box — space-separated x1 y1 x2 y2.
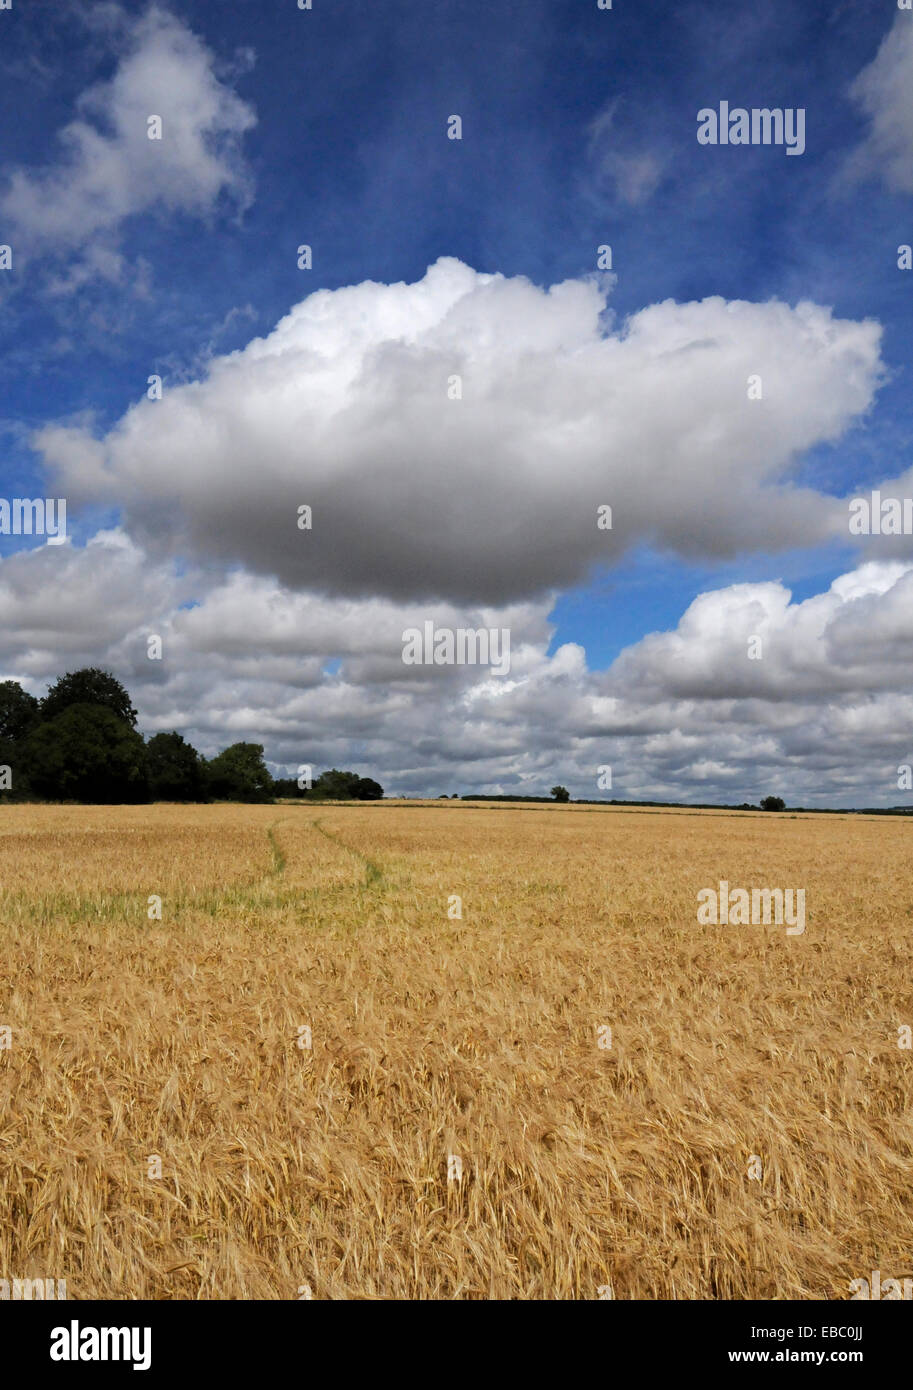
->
0 668 383 804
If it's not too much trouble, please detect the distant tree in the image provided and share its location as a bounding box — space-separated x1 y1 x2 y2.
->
309 769 384 800
0 734 31 797
272 776 305 799
551 785 570 803
760 796 786 812
26 704 148 803
205 742 273 802
0 680 39 742
352 776 383 800
0 681 40 797
41 668 138 727
312 769 361 799
271 770 382 801
146 731 204 801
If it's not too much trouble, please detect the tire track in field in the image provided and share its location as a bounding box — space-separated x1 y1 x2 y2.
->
265 821 288 876
309 816 385 890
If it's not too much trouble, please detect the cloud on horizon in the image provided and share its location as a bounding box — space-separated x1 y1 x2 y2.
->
2 526 912 807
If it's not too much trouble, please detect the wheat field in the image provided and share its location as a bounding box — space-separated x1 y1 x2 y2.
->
1 801 910 1299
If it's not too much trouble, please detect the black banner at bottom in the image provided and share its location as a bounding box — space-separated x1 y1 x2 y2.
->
7 1298 904 1378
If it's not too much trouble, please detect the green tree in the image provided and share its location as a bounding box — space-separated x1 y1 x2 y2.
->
26 704 149 803
297 771 385 800
0 735 33 798
0 680 40 741
551 785 570 803
352 776 383 800
312 769 362 799
760 795 786 812
41 668 138 727
271 776 304 799
146 731 204 801
205 743 273 802
0 681 40 797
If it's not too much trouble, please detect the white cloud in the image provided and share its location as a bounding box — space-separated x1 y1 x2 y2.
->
34 259 885 603
610 561 913 701
0 528 197 676
843 15 913 194
0 5 255 279
3 531 913 806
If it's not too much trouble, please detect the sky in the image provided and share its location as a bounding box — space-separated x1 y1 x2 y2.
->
1 0 912 805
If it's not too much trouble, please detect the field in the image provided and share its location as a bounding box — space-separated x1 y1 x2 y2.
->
1 801 911 1300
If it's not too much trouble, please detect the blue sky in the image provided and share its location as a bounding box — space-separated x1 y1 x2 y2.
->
1 0 912 804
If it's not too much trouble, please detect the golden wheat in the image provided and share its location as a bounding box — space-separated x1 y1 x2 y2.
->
1 801 911 1298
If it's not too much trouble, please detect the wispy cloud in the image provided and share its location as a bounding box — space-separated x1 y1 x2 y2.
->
840 14 913 194
0 4 256 289
586 100 666 206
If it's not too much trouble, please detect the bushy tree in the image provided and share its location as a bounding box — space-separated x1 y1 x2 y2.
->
271 776 303 798
551 785 570 803
0 680 40 741
272 769 384 801
760 795 786 812
312 768 362 799
41 668 138 727
310 769 384 800
0 681 40 797
146 731 204 801
7 663 387 807
0 737 33 798
353 776 383 800
26 704 148 803
205 742 273 802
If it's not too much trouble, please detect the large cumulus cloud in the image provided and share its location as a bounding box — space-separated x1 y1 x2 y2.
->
34 259 884 603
